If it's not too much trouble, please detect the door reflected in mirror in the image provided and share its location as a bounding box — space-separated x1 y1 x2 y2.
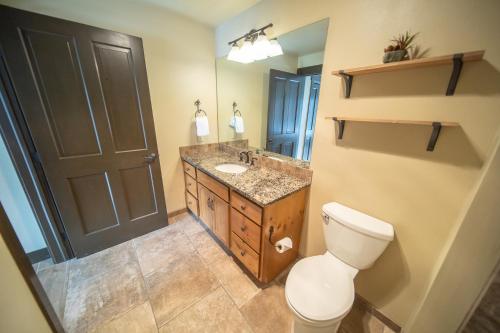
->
216 19 329 162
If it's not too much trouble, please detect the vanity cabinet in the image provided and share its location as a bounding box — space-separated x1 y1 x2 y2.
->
198 183 229 246
182 159 308 283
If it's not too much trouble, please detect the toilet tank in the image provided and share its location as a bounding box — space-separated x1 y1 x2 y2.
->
321 202 394 270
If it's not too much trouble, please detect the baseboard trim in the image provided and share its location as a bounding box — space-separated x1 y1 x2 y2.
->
167 207 188 219
355 294 401 332
27 247 50 264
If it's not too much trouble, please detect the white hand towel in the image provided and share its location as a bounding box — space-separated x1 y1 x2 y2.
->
195 116 209 137
229 116 236 128
234 116 245 134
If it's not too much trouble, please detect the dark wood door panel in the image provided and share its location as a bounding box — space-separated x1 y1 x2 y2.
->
267 69 305 157
93 42 147 152
68 172 119 235
0 5 167 257
119 165 158 221
21 28 101 158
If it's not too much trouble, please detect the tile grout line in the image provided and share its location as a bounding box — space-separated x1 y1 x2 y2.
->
130 238 162 331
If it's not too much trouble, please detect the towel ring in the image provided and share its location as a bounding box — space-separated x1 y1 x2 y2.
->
194 99 207 117
232 101 242 117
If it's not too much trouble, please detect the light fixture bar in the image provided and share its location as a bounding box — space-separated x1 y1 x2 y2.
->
227 23 274 46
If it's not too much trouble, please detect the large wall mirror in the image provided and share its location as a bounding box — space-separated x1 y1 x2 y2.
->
216 19 329 162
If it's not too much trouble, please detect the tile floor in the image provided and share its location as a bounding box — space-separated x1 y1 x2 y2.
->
34 212 396 333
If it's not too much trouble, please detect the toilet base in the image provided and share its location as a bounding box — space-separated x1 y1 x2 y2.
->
291 317 342 333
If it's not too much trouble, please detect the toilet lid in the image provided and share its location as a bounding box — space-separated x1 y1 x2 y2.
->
285 255 355 321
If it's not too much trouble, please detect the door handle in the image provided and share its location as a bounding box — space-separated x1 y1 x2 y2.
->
144 153 157 163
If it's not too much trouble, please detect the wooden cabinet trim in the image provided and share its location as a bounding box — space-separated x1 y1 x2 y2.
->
231 191 262 225
197 170 229 202
184 173 197 198
185 191 198 217
231 208 261 253
183 161 196 179
213 195 229 247
230 232 259 277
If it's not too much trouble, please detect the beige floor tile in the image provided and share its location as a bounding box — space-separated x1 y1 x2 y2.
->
175 213 206 236
145 253 219 327
187 231 230 264
37 257 54 272
64 261 147 333
209 256 260 307
69 241 137 285
159 287 252 333
133 225 195 276
240 284 293 333
37 261 69 322
90 302 158 333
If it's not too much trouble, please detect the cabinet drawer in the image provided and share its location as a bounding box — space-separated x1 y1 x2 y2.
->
183 161 196 179
231 232 259 277
231 208 261 253
231 191 262 225
184 173 197 198
197 170 229 202
185 191 198 216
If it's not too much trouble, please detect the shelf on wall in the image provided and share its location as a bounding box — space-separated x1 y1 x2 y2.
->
331 50 485 98
325 116 460 152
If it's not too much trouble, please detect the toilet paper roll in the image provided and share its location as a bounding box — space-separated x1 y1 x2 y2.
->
274 237 293 253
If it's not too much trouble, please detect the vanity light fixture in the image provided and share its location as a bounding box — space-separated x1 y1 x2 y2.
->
226 23 283 63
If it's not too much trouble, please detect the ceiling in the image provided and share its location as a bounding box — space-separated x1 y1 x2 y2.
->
135 0 262 26
279 19 329 56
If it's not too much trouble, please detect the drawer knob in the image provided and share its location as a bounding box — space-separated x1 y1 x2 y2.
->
240 205 246 210
240 225 247 232
185 167 190 171
187 183 192 186
240 250 246 256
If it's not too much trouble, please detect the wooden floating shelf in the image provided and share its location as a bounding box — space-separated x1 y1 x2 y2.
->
332 50 485 98
325 116 460 152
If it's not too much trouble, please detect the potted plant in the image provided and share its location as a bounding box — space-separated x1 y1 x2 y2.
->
383 31 418 63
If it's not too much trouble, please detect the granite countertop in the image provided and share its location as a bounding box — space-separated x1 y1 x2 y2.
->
182 151 310 206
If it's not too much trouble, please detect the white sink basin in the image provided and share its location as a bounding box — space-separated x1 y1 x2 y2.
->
215 163 248 174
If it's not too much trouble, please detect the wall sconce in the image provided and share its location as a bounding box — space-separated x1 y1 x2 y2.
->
227 23 283 63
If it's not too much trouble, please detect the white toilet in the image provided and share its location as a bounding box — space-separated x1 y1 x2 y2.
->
285 202 394 333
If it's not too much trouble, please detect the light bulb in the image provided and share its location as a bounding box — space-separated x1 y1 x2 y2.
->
252 34 271 60
239 40 255 63
227 44 241 62
268 39 283 57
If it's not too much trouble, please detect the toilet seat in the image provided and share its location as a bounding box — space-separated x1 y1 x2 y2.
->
285 253 355 322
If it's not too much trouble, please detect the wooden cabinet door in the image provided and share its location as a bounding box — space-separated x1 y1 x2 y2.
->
198 184 213 230
213 195 229 246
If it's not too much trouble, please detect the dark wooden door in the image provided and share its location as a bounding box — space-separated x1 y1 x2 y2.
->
302 75 321 161
0 6 167 257
266 69 305 157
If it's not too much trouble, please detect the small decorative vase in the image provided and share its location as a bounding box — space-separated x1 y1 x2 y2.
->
383 50 407 63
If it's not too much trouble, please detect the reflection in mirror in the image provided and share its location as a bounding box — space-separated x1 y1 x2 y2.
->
216 19 329 162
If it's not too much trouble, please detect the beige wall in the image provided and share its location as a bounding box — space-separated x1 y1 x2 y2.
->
0 0 218 213
0 236 52 333
217 54 298 147
216 0 500 329
409 134 500 331
298 51 325 67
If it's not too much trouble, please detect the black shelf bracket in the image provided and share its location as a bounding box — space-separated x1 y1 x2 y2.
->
427 122 442 151
446 53 464 96
332 117 346 139
338 70 353 98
